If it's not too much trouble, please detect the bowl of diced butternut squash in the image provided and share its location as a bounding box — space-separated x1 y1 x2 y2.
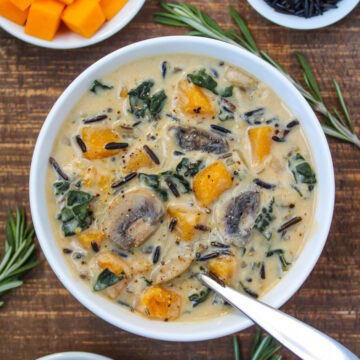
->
0 0 145 48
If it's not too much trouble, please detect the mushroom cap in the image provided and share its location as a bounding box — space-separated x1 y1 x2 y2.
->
222 191 260 246
173 126 229 154
103 188 165 250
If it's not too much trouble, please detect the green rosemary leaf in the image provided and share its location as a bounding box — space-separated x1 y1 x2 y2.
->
259 51 286 73
228 28 255 52
233 335 241 360
295 52 322 102
333 79 354 133
153 13 188 27
322 125 353 142
251 328 262 356
333 107 347 128
229 6 258 53
0 208 40 308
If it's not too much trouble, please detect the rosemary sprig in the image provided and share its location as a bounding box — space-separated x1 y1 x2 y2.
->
0 208 40 308
155 3 359 148
233 329 283 360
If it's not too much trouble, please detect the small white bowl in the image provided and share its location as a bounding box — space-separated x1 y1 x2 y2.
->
37 352 112 360
30 36 335 342
248 0 359 30
0 0 145 49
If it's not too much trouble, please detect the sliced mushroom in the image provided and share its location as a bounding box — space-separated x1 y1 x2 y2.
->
173 126 229 154
103 189 165 250
225 66 257 90
222 191 260 246
151 255 193 284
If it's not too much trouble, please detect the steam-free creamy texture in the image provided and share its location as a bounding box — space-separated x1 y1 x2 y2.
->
47 54 317 322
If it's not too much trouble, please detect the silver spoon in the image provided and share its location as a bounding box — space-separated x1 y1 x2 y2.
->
198 273 359 360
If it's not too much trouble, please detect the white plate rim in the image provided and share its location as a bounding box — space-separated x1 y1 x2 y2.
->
0 0 145 49
247 0 359 30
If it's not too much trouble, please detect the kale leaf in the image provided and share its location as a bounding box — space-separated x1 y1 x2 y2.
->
254 197 275 240
58 190 93 237
188 287 211 307
53 180 70 196
94 269 125 292
90 80 114 94
187 69 233 97
128 80 167 120
288 153 317 192
175 157 204 177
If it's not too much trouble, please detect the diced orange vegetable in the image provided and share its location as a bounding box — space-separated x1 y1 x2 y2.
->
81 126 123 160
207 257 237 284
141 286 182 320
9 0 32 11
248 126 273 165
177 79 216 116
167 206 203 241
193 161 233 207
78 229 104 249
62 0 105 38
25 0 65 41
123 149 153 174
58 0 73 4
99 0 127 20
97 252 129 276
0 0 29 25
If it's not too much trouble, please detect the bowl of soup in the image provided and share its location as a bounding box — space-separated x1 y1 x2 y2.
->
30 36 335 341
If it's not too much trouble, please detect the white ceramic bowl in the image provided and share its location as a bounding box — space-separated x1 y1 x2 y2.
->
248 0 359 30
30 36 335 342
0 0 145 49
37 352 112 360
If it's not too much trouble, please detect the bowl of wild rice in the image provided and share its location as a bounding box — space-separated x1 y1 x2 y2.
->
248 0 359 30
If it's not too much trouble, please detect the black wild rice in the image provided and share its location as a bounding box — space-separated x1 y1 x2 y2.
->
253 178 276 190
111 172 137 188
264 0 341 18
104 142 129 150
49 157 69 180
277 216 302 233
165 178 180 197
75 135 87 153
153 246 161 264
83 114 108 124
143 145 160 165
169 218 178 232
210 124 232 134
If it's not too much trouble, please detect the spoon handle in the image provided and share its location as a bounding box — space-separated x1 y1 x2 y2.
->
199 274 358 360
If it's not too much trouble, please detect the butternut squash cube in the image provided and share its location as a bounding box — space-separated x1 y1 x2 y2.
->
58 0 73 4
177 79 216 116
207 257 237 284
9 0 32 11
248 126 273 165
0 0 29 25
99 0 127 20
167 205 203 241
78 229 104 249
141 286 182 320
81 126 122 160
62 0 105 38
193 161 233 207
25 0 65 41
96 252 129 276
123 149 153 174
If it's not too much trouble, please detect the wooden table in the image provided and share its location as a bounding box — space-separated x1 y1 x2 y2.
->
0 1 359 359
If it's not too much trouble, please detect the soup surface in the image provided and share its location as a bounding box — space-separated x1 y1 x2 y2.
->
47 54 317 322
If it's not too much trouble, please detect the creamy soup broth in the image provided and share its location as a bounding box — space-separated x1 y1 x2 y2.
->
46 54 317 322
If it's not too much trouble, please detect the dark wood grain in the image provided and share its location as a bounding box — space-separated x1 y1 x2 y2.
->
0 1 359 359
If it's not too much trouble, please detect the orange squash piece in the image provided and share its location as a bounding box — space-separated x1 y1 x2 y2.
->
207 257 237 284
123 149 153 174
193 161 233 207
167 206 203 242
81 126 123 160
0 0 29 25
141 286 182 320
25 0 65 41
97 252 129 276
62 0 105 38
248 126 273 165
177 79 216 116
99 0 127 20
78 229 104 249
9 0 32 11
58 0 73 4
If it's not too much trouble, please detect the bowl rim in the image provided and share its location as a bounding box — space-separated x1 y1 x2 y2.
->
0 0 145 49
29 36 335 342
247 0 360 30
